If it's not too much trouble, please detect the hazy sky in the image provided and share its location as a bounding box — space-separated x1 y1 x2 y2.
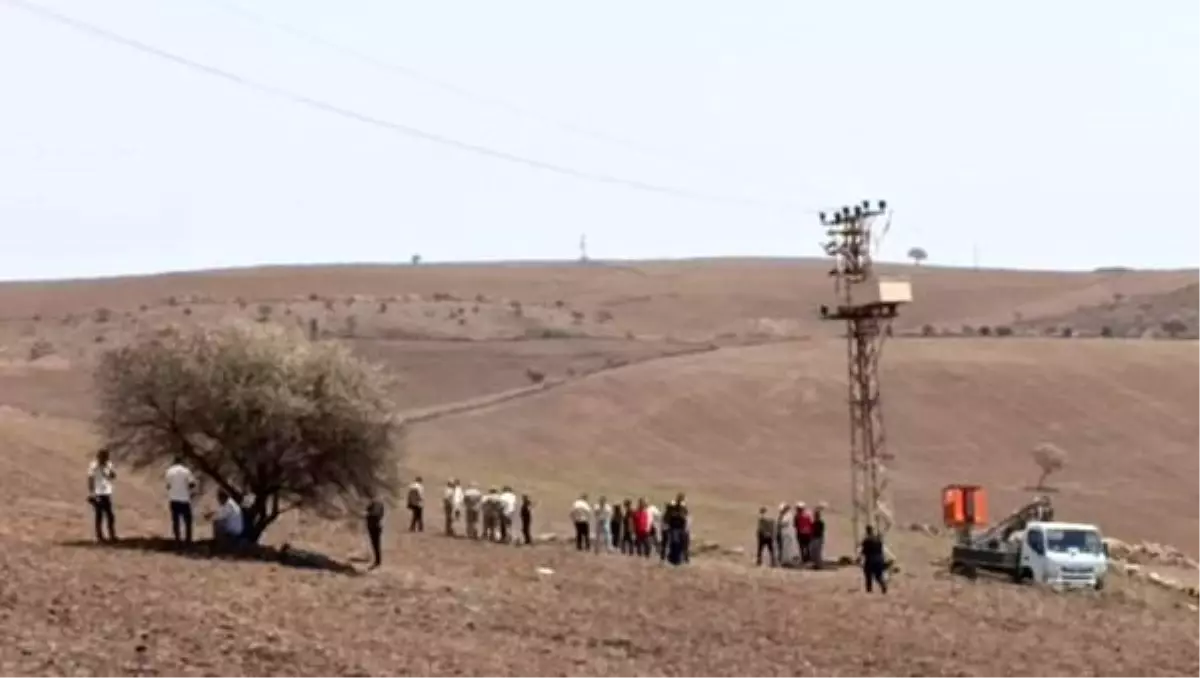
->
1 0 1197 281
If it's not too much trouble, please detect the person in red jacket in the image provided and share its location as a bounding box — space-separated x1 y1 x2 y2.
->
794 502 814 564
633 498 653 557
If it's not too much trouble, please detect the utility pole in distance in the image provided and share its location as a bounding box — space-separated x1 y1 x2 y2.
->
818 200 913 548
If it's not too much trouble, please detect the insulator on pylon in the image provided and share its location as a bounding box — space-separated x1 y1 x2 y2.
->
842 206 852 216
862 200 871 210
819 211 827 223
878 199 887 211
854 205 863 217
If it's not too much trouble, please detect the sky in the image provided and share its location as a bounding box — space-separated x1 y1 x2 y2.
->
0 0 1197 281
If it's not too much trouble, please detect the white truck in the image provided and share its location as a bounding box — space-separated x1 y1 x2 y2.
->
947 492 1109 590
1012 520 1109 589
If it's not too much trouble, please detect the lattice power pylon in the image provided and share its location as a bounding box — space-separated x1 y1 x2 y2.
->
818 200 912 546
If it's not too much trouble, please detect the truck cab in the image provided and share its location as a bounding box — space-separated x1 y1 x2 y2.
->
1018 521 1108 589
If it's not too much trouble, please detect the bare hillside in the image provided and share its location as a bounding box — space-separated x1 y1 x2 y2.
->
408 339 1199 555
0 260 1196 676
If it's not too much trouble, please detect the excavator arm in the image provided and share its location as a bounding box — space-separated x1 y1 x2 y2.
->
970 496 1054 548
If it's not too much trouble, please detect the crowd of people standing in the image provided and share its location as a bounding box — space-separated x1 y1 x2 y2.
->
86 450 886 592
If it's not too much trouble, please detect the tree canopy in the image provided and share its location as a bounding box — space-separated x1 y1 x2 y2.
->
94 322 403 542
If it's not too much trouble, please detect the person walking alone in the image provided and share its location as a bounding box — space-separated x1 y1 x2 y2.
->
860 525 888 594
519 494 534 545
365 493 385 569
406 476 425 532
164 455 197 544
87 447 118 542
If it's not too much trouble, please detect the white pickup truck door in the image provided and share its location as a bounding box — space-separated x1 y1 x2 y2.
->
1022 528 1045 582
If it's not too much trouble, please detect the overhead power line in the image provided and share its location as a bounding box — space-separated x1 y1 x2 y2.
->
201 0 692 164
2 0 816 212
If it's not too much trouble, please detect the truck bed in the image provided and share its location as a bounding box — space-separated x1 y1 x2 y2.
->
951 544 1020 576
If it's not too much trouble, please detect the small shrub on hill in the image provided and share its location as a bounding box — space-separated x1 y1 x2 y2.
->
921 324 936 337
183 307 193 316
525 368 545 384
378 302 388 314
1060 326 1074 338
995 326 1014 337
28 339 54 361
1100 325 1115 338
93 308 113 324
978 325 992 337
960 324 975 336
595 310 614 324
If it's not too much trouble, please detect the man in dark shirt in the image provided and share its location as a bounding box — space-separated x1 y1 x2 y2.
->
662 493 690 566
365 494 385 570
756 507 776 567
519 494 534 545
810 506 826 570
860 525 888 593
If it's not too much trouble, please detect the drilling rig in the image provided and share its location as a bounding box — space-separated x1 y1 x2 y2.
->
819 201 912 547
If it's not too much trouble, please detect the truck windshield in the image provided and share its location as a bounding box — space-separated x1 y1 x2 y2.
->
1044 528 1102 554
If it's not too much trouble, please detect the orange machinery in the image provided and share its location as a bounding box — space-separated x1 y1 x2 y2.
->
943 483 988 538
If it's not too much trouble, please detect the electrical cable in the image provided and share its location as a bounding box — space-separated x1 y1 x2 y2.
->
1 0 819 212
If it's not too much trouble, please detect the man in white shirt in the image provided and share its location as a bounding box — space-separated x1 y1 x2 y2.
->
498 486 518 543
86 447 118 542
442 479 459 537
462 482 483 539
212 489 244 546
570 493 593 552
406 476 425 532
164 455 197 544
593 496 614 552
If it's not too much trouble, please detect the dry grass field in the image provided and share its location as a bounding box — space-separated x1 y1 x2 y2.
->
0 258 1196 676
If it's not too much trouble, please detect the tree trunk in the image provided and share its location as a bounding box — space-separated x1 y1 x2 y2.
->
243 493 281 544
1035 469 1049 490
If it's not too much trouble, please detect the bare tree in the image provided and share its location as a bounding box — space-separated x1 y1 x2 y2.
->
907 247 928 266
94 323 403 543
1031 442 1067 491
411 253 422 266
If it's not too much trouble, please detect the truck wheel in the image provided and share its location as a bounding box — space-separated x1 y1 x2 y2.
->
1094 577 1105 591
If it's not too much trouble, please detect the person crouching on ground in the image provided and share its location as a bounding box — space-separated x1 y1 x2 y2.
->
570 493 592 551
212 490 244 547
